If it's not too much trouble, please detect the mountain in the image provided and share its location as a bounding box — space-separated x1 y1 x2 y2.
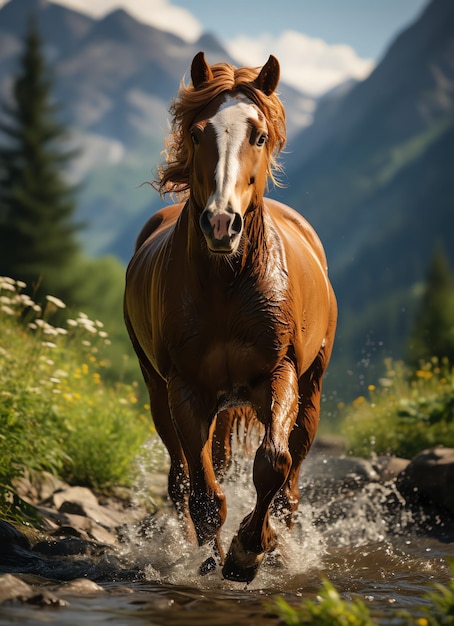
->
0 0 315 258
277 0 454 387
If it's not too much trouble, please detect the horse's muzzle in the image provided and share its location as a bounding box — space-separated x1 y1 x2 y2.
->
200 208 243 253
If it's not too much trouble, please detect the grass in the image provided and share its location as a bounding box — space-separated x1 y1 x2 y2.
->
0 276 154 519
341 357 454 459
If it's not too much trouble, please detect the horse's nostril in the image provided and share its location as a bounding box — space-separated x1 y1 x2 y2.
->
231 213 243 236
200 210 212 236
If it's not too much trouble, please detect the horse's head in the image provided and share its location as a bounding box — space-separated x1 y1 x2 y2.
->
189 52 280 254
155 52 286 255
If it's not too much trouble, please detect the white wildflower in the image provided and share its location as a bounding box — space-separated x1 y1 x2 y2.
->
0 282 15 292
43 327 59 336
42 341 57 349
46 294 66 309
15 280 27 289
67 319 78 327
53 369 68 378
1 305 15 316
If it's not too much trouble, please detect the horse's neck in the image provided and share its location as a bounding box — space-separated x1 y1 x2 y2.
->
183 198 270 279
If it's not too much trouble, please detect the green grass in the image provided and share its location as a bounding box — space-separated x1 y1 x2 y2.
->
341 358 454 459
0 276 154 516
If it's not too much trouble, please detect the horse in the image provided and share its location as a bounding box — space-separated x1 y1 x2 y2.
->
124 51 337 583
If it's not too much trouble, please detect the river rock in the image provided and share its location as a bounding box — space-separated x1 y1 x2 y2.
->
372 455 410 482
398 446 454 515
50 486 99 511
0 573 65 606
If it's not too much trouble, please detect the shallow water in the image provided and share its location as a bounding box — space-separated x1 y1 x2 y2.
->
1 448 453 625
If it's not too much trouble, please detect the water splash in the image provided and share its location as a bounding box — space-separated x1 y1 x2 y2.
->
120 435 436 592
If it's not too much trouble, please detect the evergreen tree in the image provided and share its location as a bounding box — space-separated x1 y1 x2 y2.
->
408 244 454 367
0 17 81 300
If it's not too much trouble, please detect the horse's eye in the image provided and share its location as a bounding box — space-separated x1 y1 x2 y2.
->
256 133 267 147
190 129 200 145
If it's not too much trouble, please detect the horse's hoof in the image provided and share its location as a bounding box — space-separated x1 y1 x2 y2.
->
221 535 264 583
199 556 217 576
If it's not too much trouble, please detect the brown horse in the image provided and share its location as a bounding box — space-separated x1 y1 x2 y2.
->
124 51 337 583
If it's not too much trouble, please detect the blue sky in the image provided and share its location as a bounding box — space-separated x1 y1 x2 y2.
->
175 0 428 59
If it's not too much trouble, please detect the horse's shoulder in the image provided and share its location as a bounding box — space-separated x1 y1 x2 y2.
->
134 203 185 251
264 198 327 266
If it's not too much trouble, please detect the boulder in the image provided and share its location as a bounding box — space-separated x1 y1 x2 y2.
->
398 446 454 515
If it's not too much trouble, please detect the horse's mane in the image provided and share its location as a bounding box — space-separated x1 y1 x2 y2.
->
154 61 286 200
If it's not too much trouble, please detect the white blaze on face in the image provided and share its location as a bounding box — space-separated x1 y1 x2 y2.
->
208 95 260 214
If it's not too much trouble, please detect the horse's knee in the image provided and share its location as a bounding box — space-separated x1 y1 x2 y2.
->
189 490 226 546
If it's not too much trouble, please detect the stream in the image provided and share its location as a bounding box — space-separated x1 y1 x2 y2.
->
1 449 453 625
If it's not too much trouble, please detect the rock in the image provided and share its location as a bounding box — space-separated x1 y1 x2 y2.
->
33 537 104 557
373 456 410 482
0 573 67 607
59 578 104 594
398 446 454 515
50 486 99 511
0 573 34 604
309 435 346 457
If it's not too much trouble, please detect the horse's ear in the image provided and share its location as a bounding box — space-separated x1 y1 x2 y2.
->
255 55 280 96
191 51 213 89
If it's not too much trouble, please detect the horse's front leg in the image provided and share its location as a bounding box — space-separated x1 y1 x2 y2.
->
167 375 227 566
222 360 298 583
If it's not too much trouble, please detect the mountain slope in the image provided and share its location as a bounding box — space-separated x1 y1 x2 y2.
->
0 0 315 257
277 0 454 384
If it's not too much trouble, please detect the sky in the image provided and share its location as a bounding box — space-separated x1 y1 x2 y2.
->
2 0 430 95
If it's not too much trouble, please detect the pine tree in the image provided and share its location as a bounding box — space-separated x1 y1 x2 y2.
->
408 244 454 367
0 17 81 300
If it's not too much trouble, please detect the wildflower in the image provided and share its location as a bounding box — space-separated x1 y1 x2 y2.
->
42 341 57 349
53 369 68 379
353 395 366 408
1 305 15 316
67 319 78 327
0 281 15 292
368 384 376 391
15 280 27 289
46 294 66 309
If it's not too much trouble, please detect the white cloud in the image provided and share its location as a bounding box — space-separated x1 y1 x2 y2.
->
49 0 202 41
226 31 375 96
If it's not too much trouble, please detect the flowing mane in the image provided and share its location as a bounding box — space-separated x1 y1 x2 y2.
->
154 61 287 199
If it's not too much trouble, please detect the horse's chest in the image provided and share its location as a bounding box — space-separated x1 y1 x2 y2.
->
166 288 287 386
